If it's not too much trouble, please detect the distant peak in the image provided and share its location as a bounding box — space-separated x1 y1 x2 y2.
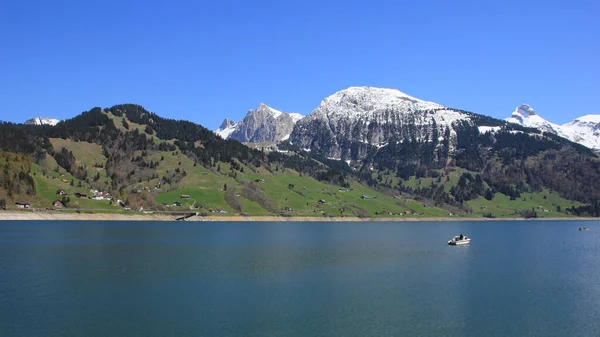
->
218 118 235 130
570 114 600 125
254 103 283 118
337 86 414 99
315 86 444 116
24 117 60 126
515 104 536 116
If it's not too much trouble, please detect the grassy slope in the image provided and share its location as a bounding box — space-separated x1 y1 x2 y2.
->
466 190 581 218
152 158 449 217
30 163 121 210
21 115 583 217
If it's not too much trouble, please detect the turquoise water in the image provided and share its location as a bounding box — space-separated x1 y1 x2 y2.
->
1 220 599 336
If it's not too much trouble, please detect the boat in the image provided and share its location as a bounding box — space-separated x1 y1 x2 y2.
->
579 227 590 231
448 235 471 245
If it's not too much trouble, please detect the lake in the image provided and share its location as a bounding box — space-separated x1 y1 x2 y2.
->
1 220 599 336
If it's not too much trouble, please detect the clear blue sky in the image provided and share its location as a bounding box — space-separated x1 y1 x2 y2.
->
1 0 598 128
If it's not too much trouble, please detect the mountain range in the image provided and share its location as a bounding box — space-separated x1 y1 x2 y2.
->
213 87 600 151
505 104 600 149
4 87 600 218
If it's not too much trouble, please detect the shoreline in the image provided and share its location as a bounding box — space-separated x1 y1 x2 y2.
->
0 211 598 222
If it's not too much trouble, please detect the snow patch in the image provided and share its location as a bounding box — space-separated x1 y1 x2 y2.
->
288 113 305 123
215 126 236 139
478 126 501 134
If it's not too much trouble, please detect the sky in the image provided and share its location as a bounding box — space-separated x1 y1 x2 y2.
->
1 0 599 129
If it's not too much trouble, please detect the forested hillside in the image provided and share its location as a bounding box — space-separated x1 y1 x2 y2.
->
1 103 599 218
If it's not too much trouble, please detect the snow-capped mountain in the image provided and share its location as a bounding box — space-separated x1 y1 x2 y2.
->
289 86 477 161
215 104 304 143
562 115 600 149
505 104 600 150
505 105 562 134
215 119 238 139
24 117 60 126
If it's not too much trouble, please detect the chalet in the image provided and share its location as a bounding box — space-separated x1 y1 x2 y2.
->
123 207 132 211
361 195 371 200
61 179 69 183
52 200 64 208
15 202 30 209
181 195 190 199
173 201 182 207
317 199 326 204
56 189 67 196
74 192 87 199
116 199 126 207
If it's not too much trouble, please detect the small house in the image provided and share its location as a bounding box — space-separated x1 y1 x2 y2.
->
56 189 67 196
181 195 190 199
361 195 371 200
317 199 326 204
15 202 30 209
173 201 182 207
123 207 131 211
52 200 64 208
61 179 68 183
74 192 87 199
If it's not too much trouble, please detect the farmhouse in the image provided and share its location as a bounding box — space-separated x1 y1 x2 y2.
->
15 202 30 209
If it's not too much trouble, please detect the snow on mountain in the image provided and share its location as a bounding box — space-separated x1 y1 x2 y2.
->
561 115 600 149
505 104 600 150
290 86 477 161
310 86 445 121
24 117 60 126
505 105 563 134
214 104 305 143
288 113 304 123
215 118 238 139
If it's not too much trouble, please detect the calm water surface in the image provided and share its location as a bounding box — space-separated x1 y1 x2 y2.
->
1 220 599 336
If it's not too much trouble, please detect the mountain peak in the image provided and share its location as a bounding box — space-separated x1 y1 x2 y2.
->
506 105 600 150
515 104 536 116
315 86 444 119
255 103 283 118
218 118 235 130
506 104 541 125
214 104 304 142
24 117 60 126
215 118 237 139
568 114 600 126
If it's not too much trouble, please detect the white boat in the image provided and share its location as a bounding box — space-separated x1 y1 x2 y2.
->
579 227 590 231
448 235 471 245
